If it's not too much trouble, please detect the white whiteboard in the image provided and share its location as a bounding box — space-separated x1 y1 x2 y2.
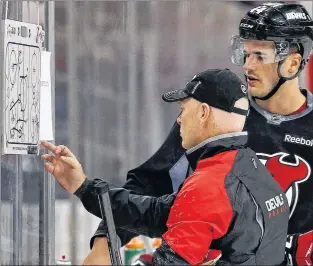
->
2 19 43 154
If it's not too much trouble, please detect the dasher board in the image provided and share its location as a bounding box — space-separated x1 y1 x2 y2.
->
2 19 43 155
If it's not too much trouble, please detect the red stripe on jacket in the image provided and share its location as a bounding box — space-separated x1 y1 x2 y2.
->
162 150 237 265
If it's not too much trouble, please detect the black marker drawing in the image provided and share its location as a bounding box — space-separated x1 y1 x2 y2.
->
4 43 40 146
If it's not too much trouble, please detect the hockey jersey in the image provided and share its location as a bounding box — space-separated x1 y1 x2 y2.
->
244 89 313 234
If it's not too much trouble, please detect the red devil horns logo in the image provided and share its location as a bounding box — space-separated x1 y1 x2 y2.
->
258 152 311 218
266 154 309 191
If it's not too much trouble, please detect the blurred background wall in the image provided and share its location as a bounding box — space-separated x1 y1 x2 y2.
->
0 1 311 265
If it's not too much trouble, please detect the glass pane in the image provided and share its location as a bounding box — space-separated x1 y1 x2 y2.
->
0 1 52 265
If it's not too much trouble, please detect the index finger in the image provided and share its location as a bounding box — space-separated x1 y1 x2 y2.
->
55 145 75 157
40 141 58 154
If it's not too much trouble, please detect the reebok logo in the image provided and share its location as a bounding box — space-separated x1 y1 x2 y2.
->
285 134 313 147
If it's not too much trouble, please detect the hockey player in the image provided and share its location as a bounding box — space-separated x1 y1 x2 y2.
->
230 2 313 264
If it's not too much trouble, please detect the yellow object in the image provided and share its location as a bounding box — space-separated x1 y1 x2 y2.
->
125 237 145 249
152 238 162 249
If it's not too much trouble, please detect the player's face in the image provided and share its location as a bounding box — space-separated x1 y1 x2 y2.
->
177 98 203 150
243 40 279 98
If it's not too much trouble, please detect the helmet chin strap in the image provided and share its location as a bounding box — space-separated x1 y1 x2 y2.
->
253 59 302 101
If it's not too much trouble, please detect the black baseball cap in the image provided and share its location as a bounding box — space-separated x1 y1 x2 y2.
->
162 68 248 116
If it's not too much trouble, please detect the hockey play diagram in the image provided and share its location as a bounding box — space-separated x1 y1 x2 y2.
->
2 20 43 154
5 43 40 144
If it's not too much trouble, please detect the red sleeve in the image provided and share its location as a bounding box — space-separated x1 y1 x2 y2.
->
162 152 236 265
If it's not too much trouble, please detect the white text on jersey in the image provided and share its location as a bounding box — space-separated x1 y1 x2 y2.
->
284 134 313 147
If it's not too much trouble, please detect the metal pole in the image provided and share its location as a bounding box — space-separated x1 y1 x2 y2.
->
39 1 55 265
127 1 138 170
12 3 24 265
0 0 4 263
13 158 23 266
67 1 79 264
24 4 31 260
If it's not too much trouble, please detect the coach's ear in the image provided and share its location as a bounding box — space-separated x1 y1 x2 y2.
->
199 102 211 123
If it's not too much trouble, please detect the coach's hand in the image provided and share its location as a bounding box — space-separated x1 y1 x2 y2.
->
41 141 86 193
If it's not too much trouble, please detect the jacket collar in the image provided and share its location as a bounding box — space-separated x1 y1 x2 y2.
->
185 132 248 170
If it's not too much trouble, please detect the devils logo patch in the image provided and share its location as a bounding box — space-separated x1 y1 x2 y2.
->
257 152 311 217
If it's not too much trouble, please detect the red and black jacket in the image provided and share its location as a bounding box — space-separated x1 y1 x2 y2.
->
75 132 289 265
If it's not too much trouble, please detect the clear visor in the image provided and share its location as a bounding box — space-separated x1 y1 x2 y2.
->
230 35 290 66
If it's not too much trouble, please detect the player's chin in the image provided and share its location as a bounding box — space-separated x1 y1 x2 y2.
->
248 86 264 98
